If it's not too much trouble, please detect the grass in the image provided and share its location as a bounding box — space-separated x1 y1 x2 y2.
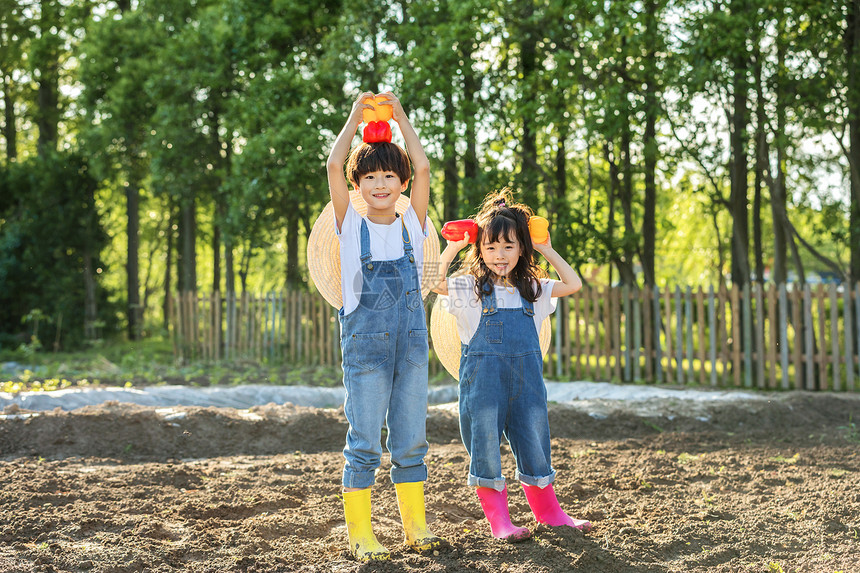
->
0 336 344 393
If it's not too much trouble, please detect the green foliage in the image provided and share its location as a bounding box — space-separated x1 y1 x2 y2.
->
0 0 854 353
0 152 118 349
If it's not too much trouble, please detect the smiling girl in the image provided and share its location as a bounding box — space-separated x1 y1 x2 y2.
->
435 189 592 542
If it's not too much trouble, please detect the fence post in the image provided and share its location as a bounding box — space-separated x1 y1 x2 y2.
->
623 285 631 382
653 285 663 384
804 285 814 390
696 286 706 385
708 285 716 386
675 285 684 385
555 298 563 377
778 284 789 389
743 283 752 388
730 285 740 387
817 284 827 390
830 284 840 391
845 284 855 392
633 287 641 382
754 283 765 388
685 286 694 383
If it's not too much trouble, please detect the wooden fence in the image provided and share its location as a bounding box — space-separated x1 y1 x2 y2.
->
171 283 860 391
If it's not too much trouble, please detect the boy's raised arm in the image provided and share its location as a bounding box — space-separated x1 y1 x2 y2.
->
327 92 375 231
378 92 430 230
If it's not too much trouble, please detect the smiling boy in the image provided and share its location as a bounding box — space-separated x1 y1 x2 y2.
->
324 91 443 561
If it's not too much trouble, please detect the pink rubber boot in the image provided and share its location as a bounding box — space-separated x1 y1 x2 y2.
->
476 486 532 542
522 483 592 532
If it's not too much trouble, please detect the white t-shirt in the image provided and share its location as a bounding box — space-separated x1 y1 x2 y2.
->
440 275 558 343
336 201 428 316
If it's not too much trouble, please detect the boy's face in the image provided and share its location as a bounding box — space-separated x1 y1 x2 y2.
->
354 170 408 215
480 231 522 280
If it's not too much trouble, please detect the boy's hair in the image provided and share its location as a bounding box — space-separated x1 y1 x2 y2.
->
345 142 412 188
464 188 547 303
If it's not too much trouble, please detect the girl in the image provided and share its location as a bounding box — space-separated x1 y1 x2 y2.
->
435 189 592 541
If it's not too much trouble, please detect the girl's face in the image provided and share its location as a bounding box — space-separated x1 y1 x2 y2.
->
480 231 522 280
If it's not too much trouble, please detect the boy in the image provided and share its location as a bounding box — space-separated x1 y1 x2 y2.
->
325 91 443 561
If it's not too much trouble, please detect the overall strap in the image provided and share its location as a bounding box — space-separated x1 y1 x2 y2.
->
359 219 373 269
521 293 535 316
480 282 498 316
400 217 414 263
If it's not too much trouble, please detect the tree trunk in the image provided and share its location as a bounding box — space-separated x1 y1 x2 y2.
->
752 42 765 285
162 203 173 331
620 125 637 284
36 64 59 154
126 182 141 340
35 0 60 156
554 123 568 230
848 0 860 283
442 90 458 223
518 3 539 207
641 0 658 288
82 250 97 341
642 94 657 288
768 18 789 285
286 206 301 288
604 142 636 286
2 73 16 161
729 45 751 287
462 48 479 210
178 198 197 293
212 222 221 293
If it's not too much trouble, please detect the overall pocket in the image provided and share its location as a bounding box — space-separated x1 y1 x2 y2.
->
406 328 429 367
484 321 503 344
405 287 421 311
345 332 390 372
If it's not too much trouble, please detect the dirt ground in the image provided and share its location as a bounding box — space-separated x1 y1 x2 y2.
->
1 390 859 573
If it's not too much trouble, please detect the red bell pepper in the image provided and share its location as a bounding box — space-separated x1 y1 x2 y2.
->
362 120 392 143
441 219 478 243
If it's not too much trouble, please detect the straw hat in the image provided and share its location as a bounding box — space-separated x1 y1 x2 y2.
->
430 286 552 381
307 191 441 309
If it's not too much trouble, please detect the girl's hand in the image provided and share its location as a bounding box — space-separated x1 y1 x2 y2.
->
447 231 472 253
349 91 377 126
532 234 552 254
375 91 406 124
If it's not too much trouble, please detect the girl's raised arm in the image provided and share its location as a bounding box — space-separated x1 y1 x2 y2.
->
432 233 472 296
533 236 582 297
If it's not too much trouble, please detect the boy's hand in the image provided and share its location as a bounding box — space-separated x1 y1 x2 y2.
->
374 92 406 124
350 91 377 126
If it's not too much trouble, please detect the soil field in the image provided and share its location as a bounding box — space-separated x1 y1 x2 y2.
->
1 391 859 572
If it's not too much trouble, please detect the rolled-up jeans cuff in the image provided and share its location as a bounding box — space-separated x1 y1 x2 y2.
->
391 463 428 484
343 469 376 490
516 469 555 488
468 474 506 491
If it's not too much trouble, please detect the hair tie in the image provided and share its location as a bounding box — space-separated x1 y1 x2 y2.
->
496 199 506 208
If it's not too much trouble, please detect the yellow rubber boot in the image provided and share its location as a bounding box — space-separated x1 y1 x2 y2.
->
395 481 445 552
342 488 389 562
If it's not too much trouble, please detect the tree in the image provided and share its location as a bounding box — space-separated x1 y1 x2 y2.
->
0 152 115 348
79 0 161 339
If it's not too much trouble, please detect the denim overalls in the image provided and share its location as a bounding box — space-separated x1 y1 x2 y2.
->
458 285 555 491
339 216 430 489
